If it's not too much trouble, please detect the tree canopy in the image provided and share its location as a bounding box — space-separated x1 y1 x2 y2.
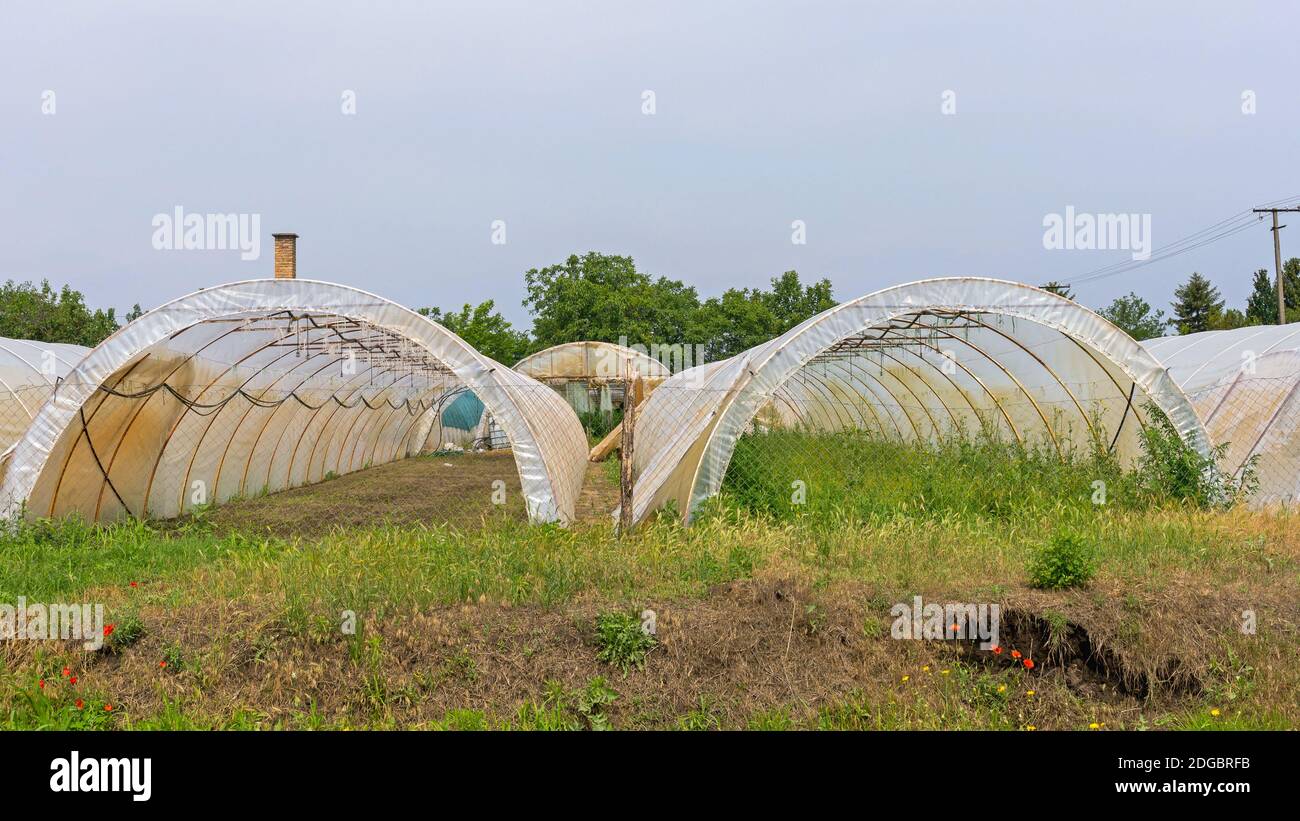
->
1098 292 1167 340
523 253 700 352
418 299 531 365
691 270 836 360
1170 272 1224 335
522 252 835 362
0 280 119 346
13 256 1300 371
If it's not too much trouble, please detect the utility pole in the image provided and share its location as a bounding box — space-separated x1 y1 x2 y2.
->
1253 206 1300 325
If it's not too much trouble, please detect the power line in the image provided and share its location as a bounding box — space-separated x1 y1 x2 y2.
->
1060 194 1300 287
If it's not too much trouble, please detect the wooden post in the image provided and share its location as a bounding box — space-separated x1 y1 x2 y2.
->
1252 207 1300 325
618 371 642 534
1273 209 1286 325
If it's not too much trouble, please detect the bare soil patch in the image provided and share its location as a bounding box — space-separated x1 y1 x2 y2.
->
205 451 527 537
195 452 623 538
31 571 1271 729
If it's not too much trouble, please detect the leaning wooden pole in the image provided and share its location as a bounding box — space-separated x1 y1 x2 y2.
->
618 370 641 535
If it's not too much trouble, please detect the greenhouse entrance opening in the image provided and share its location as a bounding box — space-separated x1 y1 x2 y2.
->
0 279 589 531
627 278 1214 525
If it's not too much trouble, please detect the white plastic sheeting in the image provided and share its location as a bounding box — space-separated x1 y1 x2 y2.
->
0 279 589 525
0 337 90 467
515 341 673 383
630 277 1213 523
515 341 672 415
1143 324 1300 504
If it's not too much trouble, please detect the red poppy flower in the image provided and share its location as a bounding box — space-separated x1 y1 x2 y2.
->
1023 659 1035 670
69 676 77 685
1011 650 1022 659
130 581 138 588
103 624 115 637
104 704 113 712
992 646 1003 655
62 667 70 677
75 699 84 709
159 661 167 668
38 679 45 689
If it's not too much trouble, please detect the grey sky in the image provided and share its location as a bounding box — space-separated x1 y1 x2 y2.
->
2 1 1296 331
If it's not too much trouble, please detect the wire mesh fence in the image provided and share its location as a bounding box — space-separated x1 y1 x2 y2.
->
1180 367 1300 507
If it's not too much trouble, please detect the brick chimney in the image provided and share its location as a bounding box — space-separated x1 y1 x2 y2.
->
272 233 298 279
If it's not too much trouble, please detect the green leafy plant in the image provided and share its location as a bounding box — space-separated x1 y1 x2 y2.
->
1028 530 1097 590
575 677 618 730
515 680 582 731
595 610 656 673
1135 403 1257 507
577 409 622 441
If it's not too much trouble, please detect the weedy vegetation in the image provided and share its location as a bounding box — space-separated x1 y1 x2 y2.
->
0 420 1293 730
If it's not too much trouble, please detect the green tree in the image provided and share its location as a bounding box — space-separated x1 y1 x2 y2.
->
418 299 531 364
765 270 836 329
1170 272 1224 335
1246 268 1278 325
1098 292 1167 340
691 271 837 360
1212 307 1248 330
1245 260 1300 324
1286 257 1300 321
1040 281 1076 301
523 253 700 350
0 280 119 345
124 303 145 323
690 287 779 361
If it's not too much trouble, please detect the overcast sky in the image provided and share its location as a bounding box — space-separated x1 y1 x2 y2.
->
2 1 1297 331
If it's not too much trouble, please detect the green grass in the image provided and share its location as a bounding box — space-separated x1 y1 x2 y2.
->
0 495 1285 627
720 427 1171 526
0 423 1294 731
0 516 270 602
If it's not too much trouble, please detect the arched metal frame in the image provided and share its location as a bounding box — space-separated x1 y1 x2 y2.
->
0 279 589 525
630 277 1214 524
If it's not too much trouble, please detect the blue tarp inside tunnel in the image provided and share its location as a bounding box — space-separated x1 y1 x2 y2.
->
442 391 485 431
